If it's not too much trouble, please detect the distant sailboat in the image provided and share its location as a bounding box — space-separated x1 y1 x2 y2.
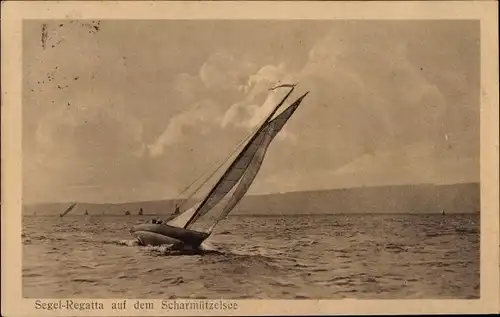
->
138 208 143 216
441 209 446 215
60 203 77 217
84 210 89 216
130 84 309 248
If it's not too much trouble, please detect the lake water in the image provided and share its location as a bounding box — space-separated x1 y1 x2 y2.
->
22 213 479 299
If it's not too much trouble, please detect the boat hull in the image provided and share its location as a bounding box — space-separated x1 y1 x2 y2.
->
130 223 209 248
132 231 183 247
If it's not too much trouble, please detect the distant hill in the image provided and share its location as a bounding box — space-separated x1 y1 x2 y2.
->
234 182 480 215
23 183 480 216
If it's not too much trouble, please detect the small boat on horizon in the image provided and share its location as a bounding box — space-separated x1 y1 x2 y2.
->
60 203 77 217
130 84 310 250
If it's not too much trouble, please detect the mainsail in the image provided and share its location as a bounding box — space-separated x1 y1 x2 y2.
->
166 84 309 234
59 203 77 217
206 92 309 233
181 85 298 229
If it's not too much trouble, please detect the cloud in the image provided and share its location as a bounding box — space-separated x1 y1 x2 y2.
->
245 63 288 93
221 89 281 129
220 62 301 143
220 82 303 144
219 27 449 151
205 26 476 191
23 21 479 203
238 27 465 191
148 100 220 158
297 28 447 148
199 52 257 89
147 52 264 158
148 52 301 159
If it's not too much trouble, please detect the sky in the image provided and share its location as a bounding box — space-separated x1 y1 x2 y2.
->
22 20 480 204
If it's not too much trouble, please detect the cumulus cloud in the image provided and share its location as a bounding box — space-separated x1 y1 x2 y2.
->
245 63 288 92
148 100 220 158
148 53 301 159
200 52 257 89
219 27 448 151
222 89 280 129
219 62 302 144
247 27 463 191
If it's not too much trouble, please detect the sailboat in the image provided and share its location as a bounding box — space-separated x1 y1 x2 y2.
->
60 202 77 217
129 84 309 249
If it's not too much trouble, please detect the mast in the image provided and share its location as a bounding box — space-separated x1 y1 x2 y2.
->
183 84 297 229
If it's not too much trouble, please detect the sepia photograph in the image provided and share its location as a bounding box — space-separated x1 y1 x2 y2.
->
2 1 499 316
21 17 482 299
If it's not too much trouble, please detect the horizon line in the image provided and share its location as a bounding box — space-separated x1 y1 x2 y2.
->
23 180 480 206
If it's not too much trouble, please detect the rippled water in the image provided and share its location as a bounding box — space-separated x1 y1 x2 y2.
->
22 214 479 299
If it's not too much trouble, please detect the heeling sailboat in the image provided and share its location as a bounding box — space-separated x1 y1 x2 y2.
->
60 202 77 217
130 84 309 249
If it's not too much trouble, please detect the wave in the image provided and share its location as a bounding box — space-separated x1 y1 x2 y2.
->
23 229 298 265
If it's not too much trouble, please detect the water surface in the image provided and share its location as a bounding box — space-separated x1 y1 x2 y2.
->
22 214 479 299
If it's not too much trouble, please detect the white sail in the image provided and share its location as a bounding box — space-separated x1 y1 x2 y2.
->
184 127 271 226
173 86 297 229
205 125 274 233
206 92 309 232
164 85 307 232
60 203 77 217
162 128 269 229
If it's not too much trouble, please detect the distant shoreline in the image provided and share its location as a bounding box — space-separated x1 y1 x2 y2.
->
22 182 480 216
24 182 479 206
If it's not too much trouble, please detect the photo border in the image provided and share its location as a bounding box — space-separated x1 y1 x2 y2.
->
2 1 498 315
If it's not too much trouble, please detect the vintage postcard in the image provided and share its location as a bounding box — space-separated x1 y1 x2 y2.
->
1 1 499 316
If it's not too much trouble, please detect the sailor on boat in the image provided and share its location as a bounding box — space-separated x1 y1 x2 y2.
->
152 216 163 224
129 84 309 250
